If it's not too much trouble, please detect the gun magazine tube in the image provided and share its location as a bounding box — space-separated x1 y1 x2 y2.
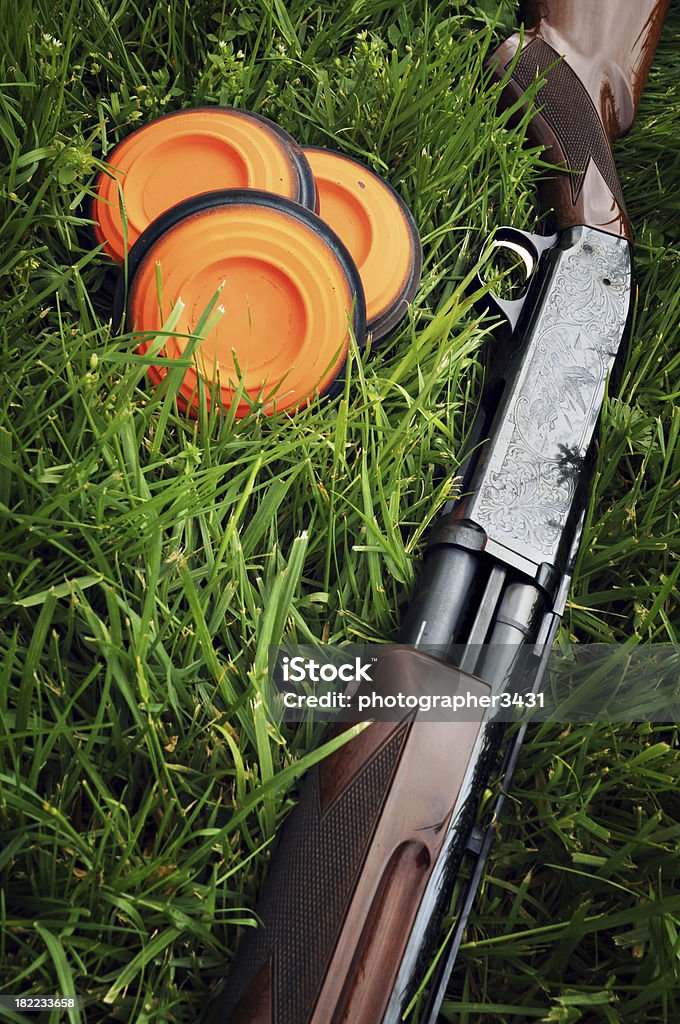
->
399 546 481 648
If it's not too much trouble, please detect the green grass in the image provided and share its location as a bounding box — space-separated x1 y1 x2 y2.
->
0 0 679 1022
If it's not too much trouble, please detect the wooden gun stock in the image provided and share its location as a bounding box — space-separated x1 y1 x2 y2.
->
492 0 669 238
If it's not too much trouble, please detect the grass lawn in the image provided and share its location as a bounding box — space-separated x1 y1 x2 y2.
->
1 1 679 1021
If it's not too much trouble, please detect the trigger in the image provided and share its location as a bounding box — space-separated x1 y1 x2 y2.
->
491 236 535 278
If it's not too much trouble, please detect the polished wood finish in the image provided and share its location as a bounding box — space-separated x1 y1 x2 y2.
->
310 697 489 1022
221 650 490 1024
491 0 670 238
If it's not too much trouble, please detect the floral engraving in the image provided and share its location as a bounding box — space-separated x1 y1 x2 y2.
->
468 228 631 567
514 326 602 459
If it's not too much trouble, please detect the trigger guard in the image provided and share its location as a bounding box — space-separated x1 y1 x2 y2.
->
473 227 557 333
484 286 526 332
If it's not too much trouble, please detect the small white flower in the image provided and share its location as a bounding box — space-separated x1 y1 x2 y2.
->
42 32 64 49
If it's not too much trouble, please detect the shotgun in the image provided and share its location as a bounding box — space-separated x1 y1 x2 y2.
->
210 2 670 1021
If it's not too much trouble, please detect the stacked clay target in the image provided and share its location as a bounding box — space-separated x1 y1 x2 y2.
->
91 107 421 417
303 147 421 341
